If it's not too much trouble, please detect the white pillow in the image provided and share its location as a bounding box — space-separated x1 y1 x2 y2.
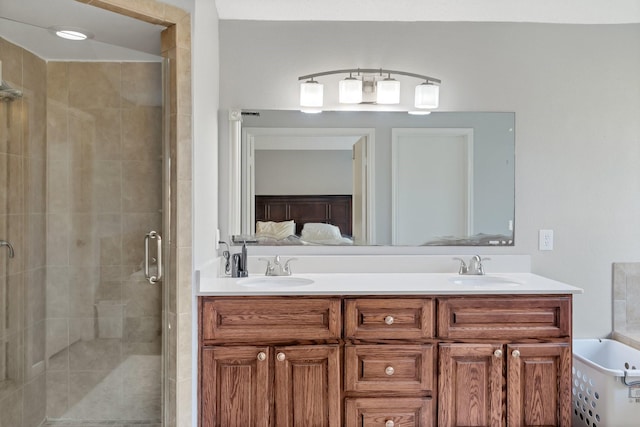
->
255 220 296 240
301 223 342 241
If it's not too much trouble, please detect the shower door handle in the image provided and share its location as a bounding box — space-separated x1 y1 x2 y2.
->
144 231 162 284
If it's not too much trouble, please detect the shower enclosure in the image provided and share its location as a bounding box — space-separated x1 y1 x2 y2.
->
0 30 168 426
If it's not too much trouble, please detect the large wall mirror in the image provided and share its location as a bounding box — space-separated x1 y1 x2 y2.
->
226 109 515 247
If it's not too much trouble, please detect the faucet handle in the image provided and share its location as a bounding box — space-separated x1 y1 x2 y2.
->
282 257 298 275
258 257 275 275
452 257 468 274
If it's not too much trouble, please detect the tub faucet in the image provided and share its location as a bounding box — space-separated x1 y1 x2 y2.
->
0 240 14 258
259 255 297 276
453 255 490 275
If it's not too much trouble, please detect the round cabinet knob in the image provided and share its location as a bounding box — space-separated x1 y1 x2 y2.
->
512 350 521 358
257 352 266 361
385 366 395 376
276 352 286 362
493 349 503 358
384 316 394 325
385 420 395 427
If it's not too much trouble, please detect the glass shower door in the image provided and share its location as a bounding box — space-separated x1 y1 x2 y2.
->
42 60 165 424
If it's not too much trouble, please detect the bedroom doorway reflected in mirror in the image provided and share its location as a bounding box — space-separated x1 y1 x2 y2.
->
241 127 375 245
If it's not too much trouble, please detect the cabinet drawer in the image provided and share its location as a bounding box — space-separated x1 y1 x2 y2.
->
345 397 434 427
437 296 572 339
200 297 341 342
344 298 435 339
345 345 435 393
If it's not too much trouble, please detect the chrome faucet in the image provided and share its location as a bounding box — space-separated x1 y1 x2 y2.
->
453 255 490 275
260 255 297 276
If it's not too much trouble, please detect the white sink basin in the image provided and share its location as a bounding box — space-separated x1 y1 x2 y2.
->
237 276 315 288
449 275 521 287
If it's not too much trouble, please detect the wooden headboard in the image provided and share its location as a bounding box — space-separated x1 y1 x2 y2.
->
255 195 352 237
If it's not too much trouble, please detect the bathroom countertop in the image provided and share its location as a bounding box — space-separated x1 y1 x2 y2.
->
197 272 583 296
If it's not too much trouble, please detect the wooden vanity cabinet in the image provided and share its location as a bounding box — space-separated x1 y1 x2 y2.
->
199 294 573 427
199 297 342 427
437 296 573 427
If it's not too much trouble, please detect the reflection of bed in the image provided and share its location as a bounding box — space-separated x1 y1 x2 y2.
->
255 195 352 237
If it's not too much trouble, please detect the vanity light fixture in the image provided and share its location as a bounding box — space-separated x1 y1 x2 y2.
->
376 74 400 105
338 73 363 104
298 68 440 113
299 78 323 113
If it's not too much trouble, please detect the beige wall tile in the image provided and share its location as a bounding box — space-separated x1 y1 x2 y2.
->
92 108 122 161
0 38 23 86
122 106 162 160
47 62 69 104
46 317 69 363
122 160 162 213
95 160 123 213
26 158 46 214
26 213 46 269
25 267 46 326
46 214 70 266
6 272 24 332
121 62 162 108
176 180 191 248
6 153 24 215
67 370 123 420
24 373 46 427
46 371 69 417
7 214 24 275
0 387 24 427
176 116 192 181
68 62 122 109
176 312 191 382
25 320 46 380
47 160 70 214
613 262 640 336
124 273 162 317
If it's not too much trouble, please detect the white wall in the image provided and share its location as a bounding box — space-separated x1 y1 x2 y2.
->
255 150 352 195
193 0 219 268
217 21 640 338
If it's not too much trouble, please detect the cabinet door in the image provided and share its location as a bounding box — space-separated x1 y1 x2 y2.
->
274 345 341 427
438 343 504 427
506 343 572 427
200 346 271 427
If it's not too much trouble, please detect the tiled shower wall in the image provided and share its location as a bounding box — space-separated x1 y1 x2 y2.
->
0 38 48 426
45 61 163 422
612 262 640 345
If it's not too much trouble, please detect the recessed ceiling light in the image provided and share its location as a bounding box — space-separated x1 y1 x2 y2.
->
49 26 94 41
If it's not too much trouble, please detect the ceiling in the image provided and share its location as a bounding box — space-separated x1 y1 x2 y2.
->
0 0 639 61
215 0 640 24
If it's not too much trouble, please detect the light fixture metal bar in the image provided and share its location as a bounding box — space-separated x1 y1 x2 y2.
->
298 68 441 84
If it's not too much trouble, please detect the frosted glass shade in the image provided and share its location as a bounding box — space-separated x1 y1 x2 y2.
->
414 83 439 109
376 78 400 104
300 80 323 108
339 77 363 104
